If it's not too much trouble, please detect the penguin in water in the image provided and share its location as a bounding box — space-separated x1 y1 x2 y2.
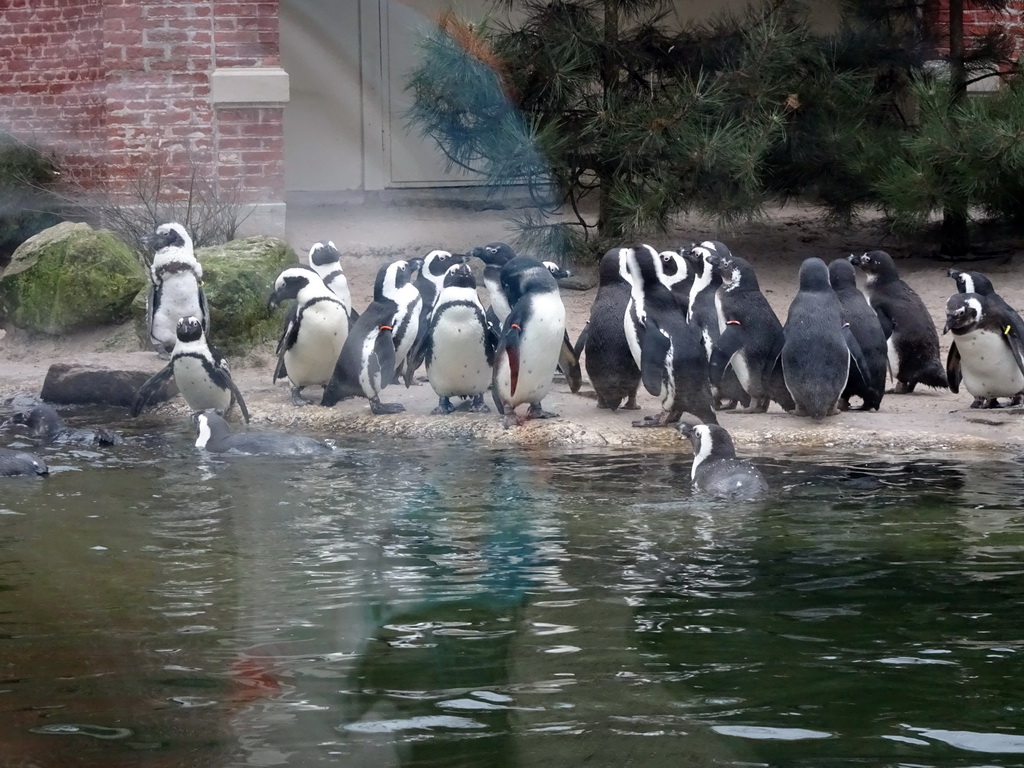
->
581 247 641 410
850 250 947 393
772 258 870 420
268 266 351 405
684 242 750 411
321 259 417 414
9 404 122 446
828 258 888 411
623 244 718 428
404 249 466 385
145 222 210 356
193 411 331 455
678 423 767 501
131 316 250 422
706 246 793 413
415 262 494 414
0 446 48 477
944 292 1024 408
307 240 358 325
491 256 566 427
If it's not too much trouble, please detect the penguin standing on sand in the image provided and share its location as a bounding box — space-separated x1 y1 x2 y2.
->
828 258 888 411
850 250 947 393
145 222 209 356
706 246 792 413
947 268 1024 343
307 241 357 325
678 423 767 500
582 247 641 410
404 249 466 384
491 256 566 427
389 258 424 386
321 260 416 414
774 258 869 420
944 292 1024 408
623 244 718 427
268 266 351 405
418 262 494 414
132 315 250 422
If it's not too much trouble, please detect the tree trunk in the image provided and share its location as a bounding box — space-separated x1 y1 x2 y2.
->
940 0 970 257
596 0 619 238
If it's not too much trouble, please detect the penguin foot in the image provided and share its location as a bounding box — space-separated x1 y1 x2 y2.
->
1009 394 1024 407
714 399 740 411
527 403 558 420
370 398 405 415
290 388 312 407
837 397 851 412
623 395 641 411
970 397 999 409
889 381 915 394
468 396 491 414
631 412 674 428
431 397 457 415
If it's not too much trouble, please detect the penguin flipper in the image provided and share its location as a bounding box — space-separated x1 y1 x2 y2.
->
709 325 745 388
370 327 398 398
1004 326 1024 379
403 322 430 388
273 305 300 383
146 283 159 343
211 364 251 424
763 327 786 381
946 342 962 394
558 330 583 393
573 321 590 361
842 324 871 389
639 320 671 398
874 306 895 340
130 365 173 417
198 286 211 335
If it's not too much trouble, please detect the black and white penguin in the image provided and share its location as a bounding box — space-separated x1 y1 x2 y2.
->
268 266 351 405
678 422 767 500
404 249 466 385
582 247 641 410
775 258 870 420
706 246 792 413
828 258 888 411
491 256 566 426
947 268 1024 343
417 262 494 414
0 446 48 477
10 404 122 446
321 260 416 414
850 250 947 393
307 240 357 325
131 315 250 422
658 249 693 314
194 411 331 455
145 222 209 356
943 292 1024 408
389 257 424 387
623 244 718 427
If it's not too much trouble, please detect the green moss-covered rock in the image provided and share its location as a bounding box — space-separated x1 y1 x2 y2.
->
0 221 146 334
131 235 295 356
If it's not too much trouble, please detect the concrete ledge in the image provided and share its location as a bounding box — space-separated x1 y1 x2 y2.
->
210 67 290 105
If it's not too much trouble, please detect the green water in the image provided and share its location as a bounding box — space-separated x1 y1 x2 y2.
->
2 410 1024 767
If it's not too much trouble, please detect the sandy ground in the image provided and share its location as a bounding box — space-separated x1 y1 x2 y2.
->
2 200 1023 457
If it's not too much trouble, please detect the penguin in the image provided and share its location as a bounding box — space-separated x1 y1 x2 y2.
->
145 222 210 356
404 249 466 385
491 256 566 427
706 245 793 413
417 262 495 414
943 292 1024 408
131 316 250 422
677 422 767 501
658 249 693 314
828 258 888 411
267 266 351 405
194 411 331 456
850 250 947 393
774 258 870 420
623 244 718 428
9 404 123 446
582 247 641 410
0 446 48 477
947 268 1024 346
321 259 416 414
389 257 424 387
307 240 358 325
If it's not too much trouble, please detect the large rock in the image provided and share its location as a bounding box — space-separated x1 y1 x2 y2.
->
0 222 147 334
40 363 177 408
132 235 294 356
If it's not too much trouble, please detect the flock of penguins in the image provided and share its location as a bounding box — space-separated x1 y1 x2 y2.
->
3 220 1023 500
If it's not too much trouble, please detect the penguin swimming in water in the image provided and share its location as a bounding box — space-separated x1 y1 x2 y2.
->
132 315 250 422
623 244 718 427
850 250 947 394
491 256 566 427
0 446 48 477
307 240 358 325
268 266 351 405
581 247 641 410
417 262 494 414
678 422 767 500
828 258 888 411
145 222 209 356
9 404 123 446
321 259 416 414
194 411 331 455
773 258 870 420
944 292 1024 408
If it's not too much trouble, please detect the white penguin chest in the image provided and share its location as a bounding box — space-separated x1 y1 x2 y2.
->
956 330 1024 397
173 355 230 412
497 295 566 407
427 303 491 396
287 303 349 386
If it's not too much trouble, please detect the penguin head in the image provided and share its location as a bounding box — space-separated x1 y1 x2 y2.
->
16 451 48 476
377 259 417 300
11 405 64 439
543 261 572 281
423 250 466 286
443 262 477 289
657 250 689 290
175 315 206 343
597 247 631 287
623 244 661 290
146 222 193 253
706 248 751 291
500 256 557 306
943 293 983 334
828 258 857 291
850 250 897 280
679 422 737 475
798 257 832 292
193 409 231 450
269 266 319 308
308 241 342 268
946 268 992 297
470 242 516 267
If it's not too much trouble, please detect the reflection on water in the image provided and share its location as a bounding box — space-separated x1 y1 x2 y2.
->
2 410 1024 767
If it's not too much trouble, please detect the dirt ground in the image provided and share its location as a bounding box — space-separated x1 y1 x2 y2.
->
2 201 1022 457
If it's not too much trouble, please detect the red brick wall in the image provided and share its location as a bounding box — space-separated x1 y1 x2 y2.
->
925 1 1024 62
0 0 284 207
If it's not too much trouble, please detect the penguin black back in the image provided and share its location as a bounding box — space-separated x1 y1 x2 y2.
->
584 247 640 411
828 258 888 411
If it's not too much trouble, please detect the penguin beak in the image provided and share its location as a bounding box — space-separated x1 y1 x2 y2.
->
943 314 957 334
